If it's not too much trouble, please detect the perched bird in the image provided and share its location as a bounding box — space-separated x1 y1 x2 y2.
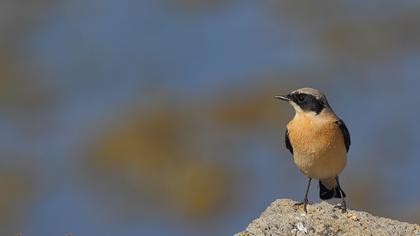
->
275 88 350 213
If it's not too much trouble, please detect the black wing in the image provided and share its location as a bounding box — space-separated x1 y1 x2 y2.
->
285 129 293 154
336 119 351 152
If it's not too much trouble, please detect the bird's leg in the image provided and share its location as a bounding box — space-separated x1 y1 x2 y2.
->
334 176 347 213
294 177 312 213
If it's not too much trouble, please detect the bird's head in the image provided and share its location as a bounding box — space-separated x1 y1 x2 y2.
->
275 88 331 115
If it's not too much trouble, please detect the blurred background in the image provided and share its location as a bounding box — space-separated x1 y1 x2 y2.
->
1 0 420 235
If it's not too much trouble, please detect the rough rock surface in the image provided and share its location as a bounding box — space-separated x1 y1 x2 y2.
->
235 199 420 236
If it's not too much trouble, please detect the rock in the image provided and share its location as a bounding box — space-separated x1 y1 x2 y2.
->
235 199 420 236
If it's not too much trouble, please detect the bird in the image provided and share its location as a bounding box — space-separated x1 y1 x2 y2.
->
275 88 351 213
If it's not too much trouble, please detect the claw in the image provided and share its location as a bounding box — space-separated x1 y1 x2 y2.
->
334 204 347 213
294 201 309 213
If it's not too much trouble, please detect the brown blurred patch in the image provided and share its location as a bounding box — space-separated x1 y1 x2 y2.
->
0 57 55 137
205 82 291 128
0 169 35 233
0 0 58 137
0 76 53 115
208 94 279 128
322 22 395 62
92 108 184 172
0 0 56 44
269 1 420 64
87 106 233 219
268 1 346 25
321 14 420 63
165 160 231 218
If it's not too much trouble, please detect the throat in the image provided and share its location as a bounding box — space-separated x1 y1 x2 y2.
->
294 111 320 119
293 109 337 124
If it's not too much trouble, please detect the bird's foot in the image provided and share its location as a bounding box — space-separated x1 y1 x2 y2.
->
334 203 347 213
294 200 310 213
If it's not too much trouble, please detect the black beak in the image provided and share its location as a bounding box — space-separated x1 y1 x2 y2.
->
274 95 290 102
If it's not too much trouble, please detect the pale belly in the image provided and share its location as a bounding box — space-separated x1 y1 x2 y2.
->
288 115 347 179
293 145 347 179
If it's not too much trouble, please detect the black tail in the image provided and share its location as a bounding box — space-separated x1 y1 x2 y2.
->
319 180 346 200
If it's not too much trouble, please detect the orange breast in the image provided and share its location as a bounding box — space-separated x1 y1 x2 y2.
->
287 112 347 179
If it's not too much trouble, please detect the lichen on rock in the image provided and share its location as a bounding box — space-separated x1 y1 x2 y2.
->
235 199 420 236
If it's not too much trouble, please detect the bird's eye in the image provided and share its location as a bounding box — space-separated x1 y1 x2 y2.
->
297 94 306 102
